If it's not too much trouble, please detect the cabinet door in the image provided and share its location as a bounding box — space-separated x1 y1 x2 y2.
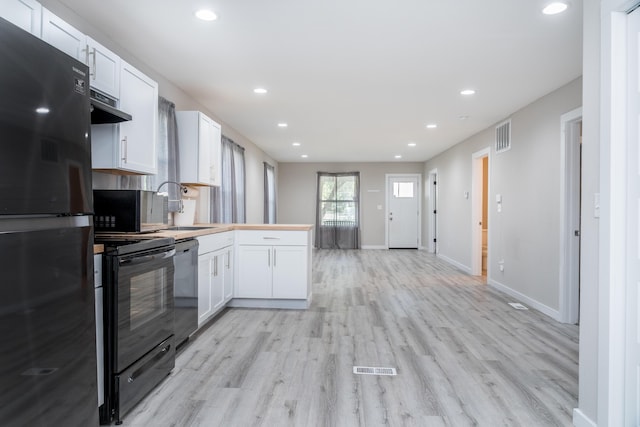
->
41 8 85 62
209 120 222 186
211 253 225 312
86 36 120 98
223 247 234 302
236 246 271 298
0 0 41 36
118 61 158 174
198 113 212 184
272 246 308 299
197 254 212 325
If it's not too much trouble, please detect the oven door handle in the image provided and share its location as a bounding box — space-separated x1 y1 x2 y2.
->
120 249 176 266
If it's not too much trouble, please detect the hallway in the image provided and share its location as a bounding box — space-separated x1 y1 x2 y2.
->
121 249 578 426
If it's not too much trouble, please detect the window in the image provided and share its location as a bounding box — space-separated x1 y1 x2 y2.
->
393 181 414 198
264 162 276 224
315 172 360 249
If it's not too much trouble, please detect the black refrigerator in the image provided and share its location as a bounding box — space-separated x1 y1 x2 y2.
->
0 17 99 426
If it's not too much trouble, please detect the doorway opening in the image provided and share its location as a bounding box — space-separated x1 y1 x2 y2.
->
471 148 490 278
559 107 582 324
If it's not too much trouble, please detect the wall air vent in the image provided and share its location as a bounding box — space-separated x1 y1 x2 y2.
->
495 119 512 153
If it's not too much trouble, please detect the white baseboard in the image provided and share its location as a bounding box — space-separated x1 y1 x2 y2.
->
361 245 387 250
572 408 597 427
437 253 471 274
488 278 561 321
228 297 310 310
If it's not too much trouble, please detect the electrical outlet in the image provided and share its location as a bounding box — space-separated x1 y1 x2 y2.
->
498 260 505 272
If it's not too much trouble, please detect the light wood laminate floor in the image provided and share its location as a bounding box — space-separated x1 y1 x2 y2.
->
120 250 578 427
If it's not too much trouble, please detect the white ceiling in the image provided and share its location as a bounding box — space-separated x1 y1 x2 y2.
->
57 0 583 163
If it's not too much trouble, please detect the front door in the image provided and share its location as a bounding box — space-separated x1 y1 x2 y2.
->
387 175 420 248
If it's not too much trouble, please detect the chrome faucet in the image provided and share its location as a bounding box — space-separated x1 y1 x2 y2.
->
156 181 188 212
156 180 188 194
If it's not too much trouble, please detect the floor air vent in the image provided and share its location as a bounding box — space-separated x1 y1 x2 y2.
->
508 302 528 310
353 366 397 376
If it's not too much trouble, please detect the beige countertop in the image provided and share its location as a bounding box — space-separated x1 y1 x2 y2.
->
95 224 313 250
153 223 313 240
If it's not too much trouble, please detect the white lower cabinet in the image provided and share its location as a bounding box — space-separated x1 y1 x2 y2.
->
236 245 307 299
236 246 271 298
196 232 233 326
271 246 308 299
222 248 234 303
234 230 311 307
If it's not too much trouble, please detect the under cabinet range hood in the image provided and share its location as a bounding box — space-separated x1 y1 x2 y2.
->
90 89 132 124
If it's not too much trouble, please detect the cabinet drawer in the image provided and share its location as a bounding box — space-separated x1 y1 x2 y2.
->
197 231 234 253
236 230 308 246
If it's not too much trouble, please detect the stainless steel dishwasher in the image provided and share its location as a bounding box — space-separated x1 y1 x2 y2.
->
174 239 199 349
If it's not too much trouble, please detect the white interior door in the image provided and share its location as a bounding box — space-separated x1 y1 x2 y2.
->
387 175 420 248
626 6 640 424
428 170 438 253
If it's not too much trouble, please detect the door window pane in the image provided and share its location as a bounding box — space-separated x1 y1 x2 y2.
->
393 182 414 198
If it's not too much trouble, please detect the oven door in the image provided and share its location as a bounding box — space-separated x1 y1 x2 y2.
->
113 246 175 372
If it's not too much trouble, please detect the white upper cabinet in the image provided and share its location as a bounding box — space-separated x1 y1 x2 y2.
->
176 111 221 186
12 6 121 99
0 0 42 37
92 61 158 175
41 8 85 62
85 36 120 99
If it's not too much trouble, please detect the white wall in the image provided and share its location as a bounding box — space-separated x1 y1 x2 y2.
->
39 0 275 224
278 162 424 247
424 78 582 317
575 0 600 424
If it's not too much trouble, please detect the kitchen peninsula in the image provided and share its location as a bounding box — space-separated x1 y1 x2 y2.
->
99 223 314 322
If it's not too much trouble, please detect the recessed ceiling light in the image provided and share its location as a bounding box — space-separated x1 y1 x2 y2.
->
253 88 267 94
460 89 476 96
408 142 417 147
301 154 308 158
278 123 288 128
426 124 437 129
542 2 568 15
195 9 218 21
35 107 50 114
292 142 301 146
395 155 402 159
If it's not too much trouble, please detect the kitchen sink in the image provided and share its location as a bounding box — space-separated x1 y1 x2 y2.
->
166 226 214 231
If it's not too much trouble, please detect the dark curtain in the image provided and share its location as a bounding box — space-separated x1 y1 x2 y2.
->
211 135 246 223
315 172 360 249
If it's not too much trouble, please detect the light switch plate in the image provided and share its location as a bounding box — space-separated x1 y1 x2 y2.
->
594 193 600 218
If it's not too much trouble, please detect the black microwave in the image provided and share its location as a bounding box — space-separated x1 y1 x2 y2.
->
93 190 168 233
